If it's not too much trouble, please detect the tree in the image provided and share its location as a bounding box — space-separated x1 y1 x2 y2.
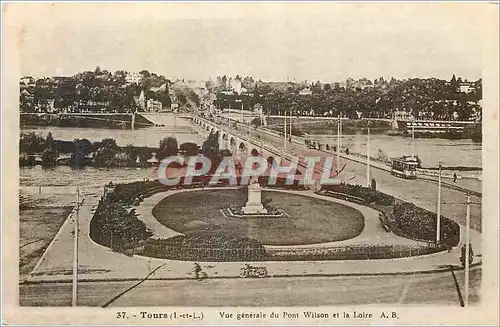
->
20 132 46 154
41 147 58 167
93 138 119 167
72 138 92 167
139 70 151 78
202 132 219 152
179 142 199 156
157 137 178 160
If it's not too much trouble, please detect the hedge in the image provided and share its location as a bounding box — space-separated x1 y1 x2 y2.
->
319 184 460 246
138 232 267 262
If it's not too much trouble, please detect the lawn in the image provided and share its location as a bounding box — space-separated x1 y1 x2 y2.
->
152 189 365 246
19 194 73 277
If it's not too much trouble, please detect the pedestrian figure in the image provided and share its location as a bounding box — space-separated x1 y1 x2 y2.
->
193 262 202 280
453 172 458 183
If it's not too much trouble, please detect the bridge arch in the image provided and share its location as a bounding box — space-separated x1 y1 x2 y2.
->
220 133 229 150
250 148 260 156
238 142 248 159
267 155 278 168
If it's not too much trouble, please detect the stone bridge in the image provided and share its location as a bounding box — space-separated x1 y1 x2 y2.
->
190 116 330 184
191 115 272 160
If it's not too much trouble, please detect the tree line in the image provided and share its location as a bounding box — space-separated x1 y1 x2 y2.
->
212 75 482 121
19 132 201 168
20 67 171 113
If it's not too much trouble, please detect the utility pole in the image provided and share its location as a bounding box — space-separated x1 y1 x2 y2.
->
289 110 292 143
436 162 442 244
411 119 415 158
240 101 243 122
284 108 287 149
337 113 341 174
366 123 371 187
464 194 471 307
72 187 80 307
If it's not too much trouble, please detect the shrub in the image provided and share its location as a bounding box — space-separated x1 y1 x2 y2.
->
392 202 460 246
320 184 460 246
89 199 153 251
139 232 267 262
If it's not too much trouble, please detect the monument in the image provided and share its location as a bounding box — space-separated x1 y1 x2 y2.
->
241 181 268 214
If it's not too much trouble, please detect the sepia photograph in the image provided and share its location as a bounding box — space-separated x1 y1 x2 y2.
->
2 1 499 325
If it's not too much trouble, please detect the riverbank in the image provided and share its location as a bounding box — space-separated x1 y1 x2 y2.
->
20 113 154 129
19 191 75 278
266 117 393 136
264 116 481 141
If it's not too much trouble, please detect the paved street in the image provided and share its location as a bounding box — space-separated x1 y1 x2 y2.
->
215 118 482 231
19 267 481 307
26 186 482 284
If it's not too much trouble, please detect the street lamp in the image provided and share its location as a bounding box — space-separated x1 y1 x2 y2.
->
72 187 81 307
366 121 371 187
436 162 442 244
411 116 415 158
464 194 471 307
337 112 342 174
284 108 287 149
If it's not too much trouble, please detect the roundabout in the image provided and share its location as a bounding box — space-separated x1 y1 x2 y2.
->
26 183 482 284
135 187 442 262
150 188 365 246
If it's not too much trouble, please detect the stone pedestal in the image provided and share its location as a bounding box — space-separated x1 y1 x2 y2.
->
242 182 267 214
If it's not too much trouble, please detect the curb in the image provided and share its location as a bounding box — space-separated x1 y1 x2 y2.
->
252 123 482 196
20 262 482 285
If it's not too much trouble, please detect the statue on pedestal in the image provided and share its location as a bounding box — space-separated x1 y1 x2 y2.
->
241 180 267 214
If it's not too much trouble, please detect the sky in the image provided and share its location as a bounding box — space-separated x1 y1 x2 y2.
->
6 2 491 82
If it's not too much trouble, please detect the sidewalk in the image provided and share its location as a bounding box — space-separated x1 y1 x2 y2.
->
26 190 482 284
250 123 482 195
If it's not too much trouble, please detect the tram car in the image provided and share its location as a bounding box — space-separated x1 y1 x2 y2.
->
391 156 418 179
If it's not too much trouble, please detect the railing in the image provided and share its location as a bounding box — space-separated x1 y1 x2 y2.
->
196 115 326 176
266 243 444 261
135 244 444 262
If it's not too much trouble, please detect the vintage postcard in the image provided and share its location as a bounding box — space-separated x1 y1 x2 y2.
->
2 1 499 325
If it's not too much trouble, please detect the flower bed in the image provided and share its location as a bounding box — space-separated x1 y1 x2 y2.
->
89 198 153 251
321 184 395 206
110 180 168 205
392 202 460 246
137 232 267 262
266 243 445 261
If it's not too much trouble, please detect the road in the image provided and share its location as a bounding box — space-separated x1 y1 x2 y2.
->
215 117 482 231
20 267 480 307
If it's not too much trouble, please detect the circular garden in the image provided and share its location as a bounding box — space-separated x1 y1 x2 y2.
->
152 188 365 246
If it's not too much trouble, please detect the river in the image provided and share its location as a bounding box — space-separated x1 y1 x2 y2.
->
20 121 481 187
313 134 482 168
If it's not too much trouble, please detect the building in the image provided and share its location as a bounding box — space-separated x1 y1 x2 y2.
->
299 87 312 96
38 99 56 113
136 90 146 110
458 82 475 94
146 99 162 112
230 78 243 95
20 89 34 111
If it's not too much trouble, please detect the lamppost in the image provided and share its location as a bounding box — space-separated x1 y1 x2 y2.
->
464 194 471 307
72 187 81 307
411 116 415 158
436 162 442 244
366 121 371 187
337 112 342 174
284 108 287 149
